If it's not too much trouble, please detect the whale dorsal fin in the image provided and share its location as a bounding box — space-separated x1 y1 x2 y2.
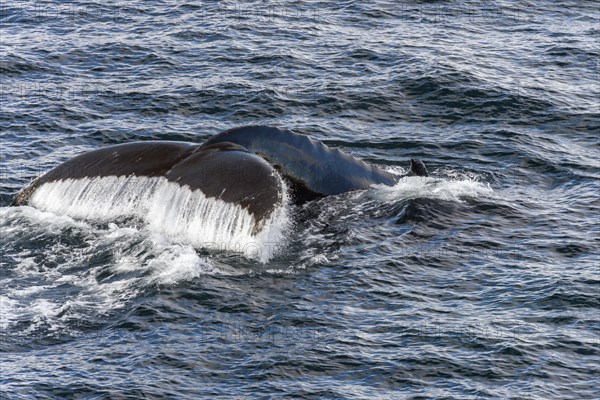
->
408 159 429 177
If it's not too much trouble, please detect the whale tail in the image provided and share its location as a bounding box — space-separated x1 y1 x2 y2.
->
408 158 429 177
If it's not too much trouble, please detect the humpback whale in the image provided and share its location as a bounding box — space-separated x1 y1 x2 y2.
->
14 126 428 232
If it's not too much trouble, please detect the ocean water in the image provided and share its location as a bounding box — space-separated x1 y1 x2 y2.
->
1 1 598 399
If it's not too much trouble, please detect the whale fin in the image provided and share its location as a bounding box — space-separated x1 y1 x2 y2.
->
408 159 429 177
13 141 283 224
164 142 283 223
13 141 197 206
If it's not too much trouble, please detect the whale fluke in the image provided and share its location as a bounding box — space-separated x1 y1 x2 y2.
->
13 140 283 224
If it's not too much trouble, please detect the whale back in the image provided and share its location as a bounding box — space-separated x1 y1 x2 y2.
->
201 125 398 202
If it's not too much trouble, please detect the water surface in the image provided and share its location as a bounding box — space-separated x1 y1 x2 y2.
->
1 1 599 399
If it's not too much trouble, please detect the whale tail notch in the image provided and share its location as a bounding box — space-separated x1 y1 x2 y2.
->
408 158 429 177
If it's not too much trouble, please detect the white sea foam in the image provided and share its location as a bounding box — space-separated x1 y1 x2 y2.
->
0 175 291 332
0 204 240 332
0 172 492 334
370 175 494 203
29 175 290 262
0 296 20 329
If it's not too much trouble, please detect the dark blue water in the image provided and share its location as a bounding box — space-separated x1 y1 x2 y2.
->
1 1 599 398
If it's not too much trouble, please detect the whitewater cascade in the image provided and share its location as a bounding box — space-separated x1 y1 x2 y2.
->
29 175 290 262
